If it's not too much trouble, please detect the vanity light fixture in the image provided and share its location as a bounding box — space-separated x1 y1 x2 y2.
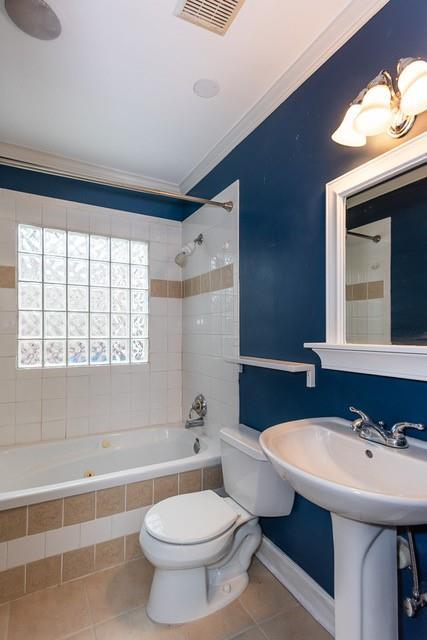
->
332 57 427 147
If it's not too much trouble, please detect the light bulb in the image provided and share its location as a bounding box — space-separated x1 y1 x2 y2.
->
354 84 393 136
398 59 427 116
332 104 366 147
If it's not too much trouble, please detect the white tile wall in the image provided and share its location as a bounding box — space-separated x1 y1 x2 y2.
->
182 182 240 441
346 217 391 344
0 188 183 445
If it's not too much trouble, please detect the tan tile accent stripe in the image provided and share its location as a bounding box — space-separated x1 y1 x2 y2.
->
346 280 384 301
150 279 182 298
0 266 15 289
0 464 223 604
150 264 233 299
184 264 234 298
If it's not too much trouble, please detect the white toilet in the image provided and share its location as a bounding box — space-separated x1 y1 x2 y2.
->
140 424 295 624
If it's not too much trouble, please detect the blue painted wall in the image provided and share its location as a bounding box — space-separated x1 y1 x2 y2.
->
188 1 427 637
0 165 189 221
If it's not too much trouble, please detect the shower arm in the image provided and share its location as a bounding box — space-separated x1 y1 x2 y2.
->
347 231 381 243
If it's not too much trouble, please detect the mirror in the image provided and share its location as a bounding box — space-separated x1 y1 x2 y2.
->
345 165 427 345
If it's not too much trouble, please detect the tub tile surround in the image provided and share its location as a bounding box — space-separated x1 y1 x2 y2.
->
0 557 330 640
0 188 183 445
182 182 240 441
0 465 223 603
0 183 241 446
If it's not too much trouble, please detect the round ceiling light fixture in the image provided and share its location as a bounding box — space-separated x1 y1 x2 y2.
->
193 79 220 99
5 0 61 40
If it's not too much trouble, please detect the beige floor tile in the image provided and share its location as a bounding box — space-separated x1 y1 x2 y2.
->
0 604 9 640
182 600 254 640
65 629 96 640
8 580 91 640
239 560 299 623
84 558 153 624
231 628 266 640
94 606 186 640
260 608 332 640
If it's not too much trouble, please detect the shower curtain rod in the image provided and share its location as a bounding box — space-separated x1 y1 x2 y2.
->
0 156 234 212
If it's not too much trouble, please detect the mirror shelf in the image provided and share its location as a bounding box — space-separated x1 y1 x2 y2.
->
304 342 427 381
305 132 427 382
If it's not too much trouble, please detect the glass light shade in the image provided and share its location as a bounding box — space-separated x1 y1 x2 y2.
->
398 59 427 116
354 84 393 136
332 105 366 147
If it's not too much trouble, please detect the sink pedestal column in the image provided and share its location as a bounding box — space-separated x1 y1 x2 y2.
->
332 514 398 640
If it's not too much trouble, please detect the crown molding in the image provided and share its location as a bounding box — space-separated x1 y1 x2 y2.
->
0 142 181 194
179 0 390 194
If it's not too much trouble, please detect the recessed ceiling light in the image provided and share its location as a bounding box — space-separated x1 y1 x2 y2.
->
5 0 61 40
193 79 220 99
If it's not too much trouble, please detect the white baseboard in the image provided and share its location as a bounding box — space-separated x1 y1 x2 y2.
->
256 536 335 637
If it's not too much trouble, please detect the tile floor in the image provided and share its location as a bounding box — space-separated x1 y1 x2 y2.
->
0 556 332 640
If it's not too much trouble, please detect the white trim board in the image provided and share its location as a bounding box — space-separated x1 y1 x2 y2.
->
179 0 390 193
256 535 335 636
0 142 181 195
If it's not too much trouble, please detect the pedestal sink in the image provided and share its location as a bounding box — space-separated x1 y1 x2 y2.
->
259 417 427 640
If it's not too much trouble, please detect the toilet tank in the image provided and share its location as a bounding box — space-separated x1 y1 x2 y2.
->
220 424 294 517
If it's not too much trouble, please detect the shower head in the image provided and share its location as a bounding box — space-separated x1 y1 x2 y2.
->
174 233 203 268
174 251 188 268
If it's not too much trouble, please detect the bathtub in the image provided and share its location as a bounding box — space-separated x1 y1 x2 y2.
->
0 424 220 510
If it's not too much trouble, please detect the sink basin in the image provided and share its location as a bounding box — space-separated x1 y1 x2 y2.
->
260 417 427 640
259 416 427 526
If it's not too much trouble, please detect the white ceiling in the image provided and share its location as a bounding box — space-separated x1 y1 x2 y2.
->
0 0 387 191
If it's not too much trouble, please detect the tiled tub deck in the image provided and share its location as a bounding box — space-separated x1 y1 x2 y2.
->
0 465 223 603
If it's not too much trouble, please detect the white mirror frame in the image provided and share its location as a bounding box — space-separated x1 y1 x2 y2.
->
305 132 427 381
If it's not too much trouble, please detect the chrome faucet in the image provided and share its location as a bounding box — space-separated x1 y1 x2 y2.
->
185 394 207 429
349 407 425 449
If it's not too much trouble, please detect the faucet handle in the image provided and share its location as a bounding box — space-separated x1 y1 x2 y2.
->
390 422 425 439
349 406 370 430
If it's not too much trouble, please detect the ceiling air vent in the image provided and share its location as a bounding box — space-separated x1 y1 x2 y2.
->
175 0 245 36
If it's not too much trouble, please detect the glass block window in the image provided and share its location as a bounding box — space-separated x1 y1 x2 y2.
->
17 225 149 368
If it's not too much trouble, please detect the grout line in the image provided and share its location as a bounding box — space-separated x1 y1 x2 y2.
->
90 601 147 630
61 625 95 640
256 623 270 640
3 603 10 640
227 621 260 640
82 579 95 629
237 594 259 627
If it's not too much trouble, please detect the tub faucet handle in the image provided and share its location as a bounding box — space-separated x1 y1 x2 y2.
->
185 394 207 429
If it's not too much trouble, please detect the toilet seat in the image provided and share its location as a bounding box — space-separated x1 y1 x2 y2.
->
145 490 238 545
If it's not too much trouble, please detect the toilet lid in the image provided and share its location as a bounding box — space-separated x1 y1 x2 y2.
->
144 490 238 544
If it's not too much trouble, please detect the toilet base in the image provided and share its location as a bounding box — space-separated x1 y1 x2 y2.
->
146 567 249 624
146 520 262 624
